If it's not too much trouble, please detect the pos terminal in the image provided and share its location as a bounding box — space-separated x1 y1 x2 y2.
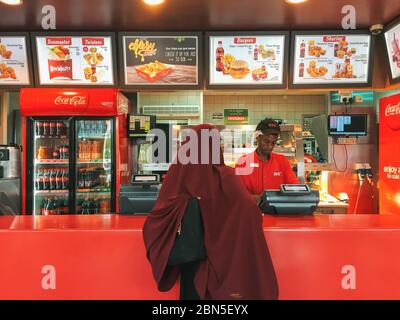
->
259 184 319 215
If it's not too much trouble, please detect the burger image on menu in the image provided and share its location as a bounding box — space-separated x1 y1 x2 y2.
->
48 45 73 80
229 60 250 79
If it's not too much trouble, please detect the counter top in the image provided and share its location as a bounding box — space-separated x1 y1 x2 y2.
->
1 213 399 299
0 213 393 231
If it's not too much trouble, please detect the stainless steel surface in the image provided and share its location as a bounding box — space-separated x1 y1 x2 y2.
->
0 178 21 215
0 145 21 178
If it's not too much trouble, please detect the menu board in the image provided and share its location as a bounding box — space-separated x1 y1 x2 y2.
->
0 35 31 86
34 35 114 86
384 21 400 82
292 33 372 86
121 34 199 86
209 34 286 86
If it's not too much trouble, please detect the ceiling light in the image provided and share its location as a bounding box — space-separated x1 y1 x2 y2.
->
285 0 309 4
143 0 165 5
0 0 23 5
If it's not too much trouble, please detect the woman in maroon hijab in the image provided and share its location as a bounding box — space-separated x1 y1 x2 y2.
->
143 124 278 300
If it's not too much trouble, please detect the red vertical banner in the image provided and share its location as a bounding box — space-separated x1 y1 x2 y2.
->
379 93 400 214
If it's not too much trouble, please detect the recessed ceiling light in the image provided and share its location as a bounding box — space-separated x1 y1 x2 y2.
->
0 0 23 5
285 0 309 4
143 0 165 6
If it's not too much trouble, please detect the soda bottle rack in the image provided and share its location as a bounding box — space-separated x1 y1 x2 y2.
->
77 159 111 164
35 135 68 140
35 159 69 165
34 190 69 195
76 189 111 194
78 134 111 139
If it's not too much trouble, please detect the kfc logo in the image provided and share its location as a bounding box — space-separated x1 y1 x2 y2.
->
273 172 282 177
54 95 88 107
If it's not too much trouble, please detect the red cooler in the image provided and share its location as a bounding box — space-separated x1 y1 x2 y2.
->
20 88 129 215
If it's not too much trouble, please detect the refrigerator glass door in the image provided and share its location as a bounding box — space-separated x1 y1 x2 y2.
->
75 119 113 214
33 119 70 215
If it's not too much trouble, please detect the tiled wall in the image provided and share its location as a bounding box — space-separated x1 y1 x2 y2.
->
138 91 202 109
204 94 328 126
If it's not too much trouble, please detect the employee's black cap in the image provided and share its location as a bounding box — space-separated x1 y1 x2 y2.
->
256 118 280 135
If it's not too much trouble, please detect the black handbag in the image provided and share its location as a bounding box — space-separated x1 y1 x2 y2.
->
167 197 207 266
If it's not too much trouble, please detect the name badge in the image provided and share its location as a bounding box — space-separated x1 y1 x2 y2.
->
250 163 259 168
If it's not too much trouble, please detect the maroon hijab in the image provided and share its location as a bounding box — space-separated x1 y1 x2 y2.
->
143 124 278 300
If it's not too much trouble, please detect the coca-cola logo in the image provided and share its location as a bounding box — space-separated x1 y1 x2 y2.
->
382 99 400 131
385 102 400 117
49 66 71 72
54 95 88 107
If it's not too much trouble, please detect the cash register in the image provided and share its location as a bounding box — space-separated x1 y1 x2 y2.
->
118 174 160 214
259 184 319 215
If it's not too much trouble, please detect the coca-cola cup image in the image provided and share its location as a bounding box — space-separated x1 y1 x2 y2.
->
48 45 73 80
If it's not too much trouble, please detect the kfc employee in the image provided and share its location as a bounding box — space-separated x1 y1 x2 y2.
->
235 118 299 201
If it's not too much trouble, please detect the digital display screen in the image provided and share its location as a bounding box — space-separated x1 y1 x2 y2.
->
133 175 158 182
292 33 372 85
35 34 115 86
282 184 309 192
328 114 368 136
209 34 287 86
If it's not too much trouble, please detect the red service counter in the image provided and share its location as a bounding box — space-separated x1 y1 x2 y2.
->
0 213 399 300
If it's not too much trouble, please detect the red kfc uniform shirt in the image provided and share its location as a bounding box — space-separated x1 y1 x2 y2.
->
235 150 299 195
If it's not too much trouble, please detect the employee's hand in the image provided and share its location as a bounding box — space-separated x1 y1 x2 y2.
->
253 194 262 204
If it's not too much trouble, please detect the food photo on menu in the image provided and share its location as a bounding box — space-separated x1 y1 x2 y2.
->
36 36 113 85
293 34 371 84
122 35 198 85
0 36 30 84
384 22 400 80
209 35 285 85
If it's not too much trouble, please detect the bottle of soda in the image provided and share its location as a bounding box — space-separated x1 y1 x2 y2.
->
49 168 56 190
50 122 56 136
43 169 50 190
63 198 69 214
36 122 44 136
216 41 224 72
53 145 60 159
35 169 42 190
64 144 69 159
55 169 62 190
43 198 53 215
62 169 69 190
43 121 50 136
42 198 48 215
56 122 63 137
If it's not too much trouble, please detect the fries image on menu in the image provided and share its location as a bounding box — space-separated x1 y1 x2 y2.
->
0 44 13 59
306 60 328 77
135 60 173 82
221 53 235 74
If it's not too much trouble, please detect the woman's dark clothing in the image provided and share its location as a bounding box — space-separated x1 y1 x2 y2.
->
143 124 279 300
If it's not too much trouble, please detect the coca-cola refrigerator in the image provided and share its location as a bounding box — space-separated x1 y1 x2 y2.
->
20 88 129 215
379 93 400 214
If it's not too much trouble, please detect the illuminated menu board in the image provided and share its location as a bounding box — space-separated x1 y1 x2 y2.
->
384 17 400 84
291 31 373 88
0 33 32 87
33 33 115 86
119 32 201 89
207 31 288 88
